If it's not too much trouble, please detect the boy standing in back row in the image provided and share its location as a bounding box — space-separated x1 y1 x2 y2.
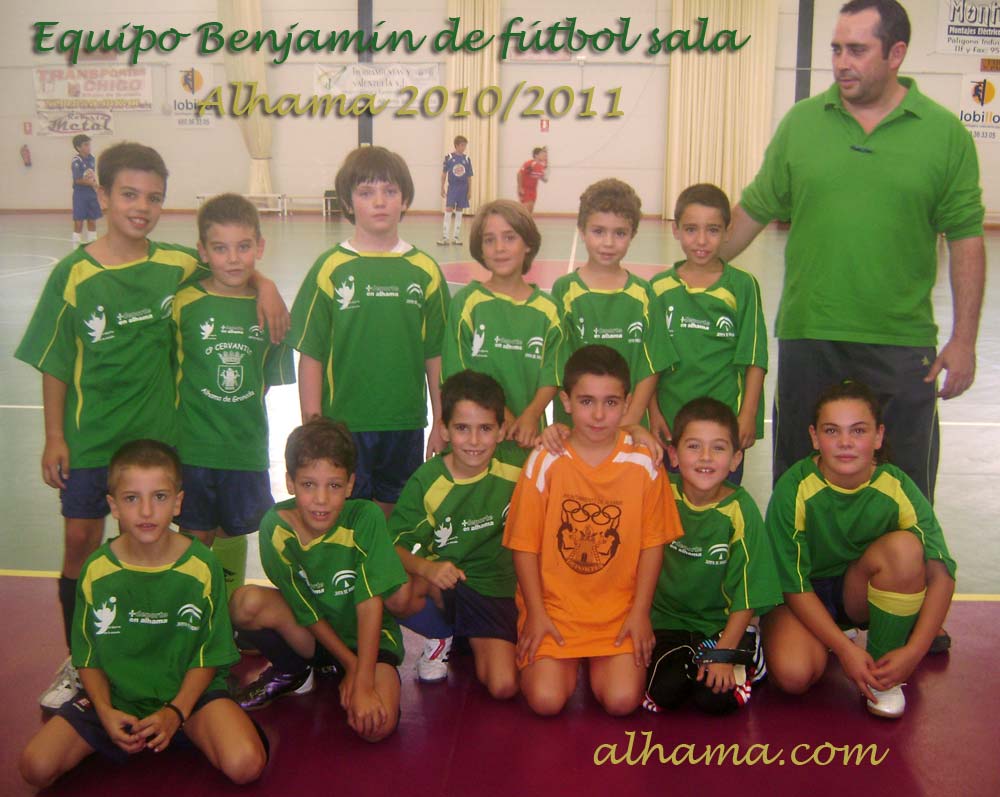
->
290 146 450 517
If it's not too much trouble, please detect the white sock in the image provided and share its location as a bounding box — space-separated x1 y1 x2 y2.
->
453 213 463 239
72 232 81 246
85 230 97 243
442 211 453 239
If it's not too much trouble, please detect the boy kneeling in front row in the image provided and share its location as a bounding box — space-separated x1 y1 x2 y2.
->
20 440 267 788
229 418 409 742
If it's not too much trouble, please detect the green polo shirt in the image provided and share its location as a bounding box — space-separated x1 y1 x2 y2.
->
741 78 983 347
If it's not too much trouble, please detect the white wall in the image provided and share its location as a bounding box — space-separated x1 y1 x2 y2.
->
2 1 997 219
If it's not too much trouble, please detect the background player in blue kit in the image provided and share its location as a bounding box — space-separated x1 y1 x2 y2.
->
440 135 473 245
70 134 101 248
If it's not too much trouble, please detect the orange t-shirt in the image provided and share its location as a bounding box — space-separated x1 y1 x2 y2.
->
503 431 683 661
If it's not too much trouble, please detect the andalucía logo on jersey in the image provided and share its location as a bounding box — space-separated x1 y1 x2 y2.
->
526 336 544 360
93 596 119 635
715 316 735 338
332 569 357 596
706 543 729 566
406 282 424 307
627 321 644 343
217 349 245 393
200 316 216 340
335 275 356 310
557 498 622 575
434 517 457 548
84 306 110 343
471 324 488 357
176 603 204 631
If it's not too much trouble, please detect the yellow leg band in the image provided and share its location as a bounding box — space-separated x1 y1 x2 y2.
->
867 583 926 616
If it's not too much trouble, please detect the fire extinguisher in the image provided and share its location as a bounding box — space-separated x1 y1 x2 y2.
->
21 144 32 167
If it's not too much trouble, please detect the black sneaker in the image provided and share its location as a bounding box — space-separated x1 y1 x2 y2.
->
235 667 313 710
929 629 952 654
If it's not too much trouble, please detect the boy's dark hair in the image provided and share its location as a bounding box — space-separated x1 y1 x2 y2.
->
577 178 642 235
532 146 546 158
72 134 91 151
285 417 357 477
441 370 506 426
673 183 732 227
812 379 890 463
454 135 468 147
469 199 541 273
197 193 261 242
96 141 169 192
108 439 182 492
671 397 739 451
562 344 630 396
840 0 910 56
334 146 414 224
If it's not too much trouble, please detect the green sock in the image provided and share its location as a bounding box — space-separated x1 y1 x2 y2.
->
866 583 925 661
212 534 248 602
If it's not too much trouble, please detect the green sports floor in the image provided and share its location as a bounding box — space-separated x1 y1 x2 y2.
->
2 210 998 597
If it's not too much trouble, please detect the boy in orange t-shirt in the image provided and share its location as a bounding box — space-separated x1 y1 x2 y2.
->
503 345 683 716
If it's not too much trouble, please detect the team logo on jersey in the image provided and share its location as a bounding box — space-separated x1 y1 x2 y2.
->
176 603 204 631
84 306 110 343
577 317 586 338
627 321 644 342
200 317 216 340
297 566 325 595
706 543 730 566
217 349 245 393
557 499 622 575
335 275 356 310
665 305 675 333
93 596 119 635
715 316 735 337
434 517 456 548
471 324 488 357
526 336 544 360
160 295 174 319
406 283 424 307
332 569 357 596
249 324 264 341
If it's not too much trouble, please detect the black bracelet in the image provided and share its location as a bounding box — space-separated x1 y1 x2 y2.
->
163 702 186 727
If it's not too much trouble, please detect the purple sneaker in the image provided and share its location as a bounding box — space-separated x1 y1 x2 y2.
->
236 666 314 710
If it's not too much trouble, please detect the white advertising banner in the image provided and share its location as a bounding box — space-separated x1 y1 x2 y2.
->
937 0 1000 55
34 110 114 136
170 66 216 128
313 63 441 109
33 65 153 111
959 72 1000 144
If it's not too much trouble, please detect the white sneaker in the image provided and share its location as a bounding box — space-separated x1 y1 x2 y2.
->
866 684 906 718
40 656 81 710
416 636 452 682
436 238 451 246
451 237 462 246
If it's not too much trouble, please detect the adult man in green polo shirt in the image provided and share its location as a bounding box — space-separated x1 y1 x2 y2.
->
723 0 985 501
